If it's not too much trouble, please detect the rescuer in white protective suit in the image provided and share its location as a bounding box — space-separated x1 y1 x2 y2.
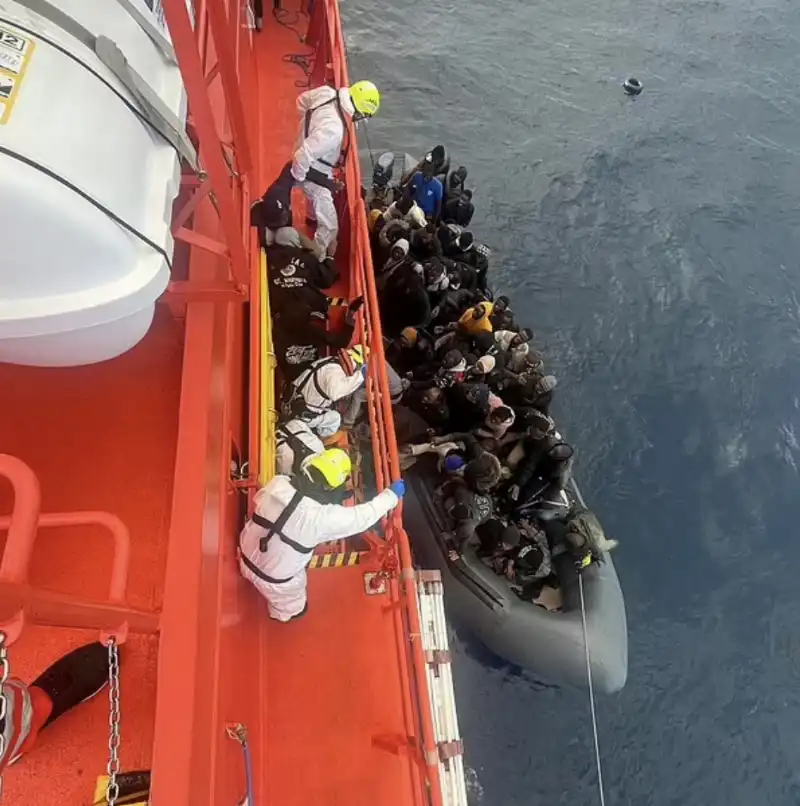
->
239 448 405 621
284 345 369 436
275 419 324 477
292 81 381 256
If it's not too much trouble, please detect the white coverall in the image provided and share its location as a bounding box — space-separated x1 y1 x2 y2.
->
276 419 325 477
239 476 399 620
291 86 354 254
291 357 365 434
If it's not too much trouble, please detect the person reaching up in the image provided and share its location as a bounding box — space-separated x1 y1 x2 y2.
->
239 449 404 621
401 145 451 186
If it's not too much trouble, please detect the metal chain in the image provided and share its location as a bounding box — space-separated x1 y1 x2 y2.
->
0 631 9 800
105 639 121 806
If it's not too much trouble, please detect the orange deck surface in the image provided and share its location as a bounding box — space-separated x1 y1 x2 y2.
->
0 5 428 805
253 4 314 237
262 568 419 805
0 307 182 803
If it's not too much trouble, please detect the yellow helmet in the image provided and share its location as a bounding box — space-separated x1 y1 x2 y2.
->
303 448 352 489
349 80 380 118
368 208 383 232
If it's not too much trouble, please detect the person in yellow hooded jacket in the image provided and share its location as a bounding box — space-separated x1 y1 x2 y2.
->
458 301 495 335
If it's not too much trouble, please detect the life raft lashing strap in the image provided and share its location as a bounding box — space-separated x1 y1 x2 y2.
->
252 490 312 554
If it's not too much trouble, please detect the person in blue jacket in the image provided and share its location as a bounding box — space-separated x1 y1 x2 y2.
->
405 158 443 225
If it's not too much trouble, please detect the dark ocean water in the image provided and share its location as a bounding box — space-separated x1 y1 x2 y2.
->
342 0 800 803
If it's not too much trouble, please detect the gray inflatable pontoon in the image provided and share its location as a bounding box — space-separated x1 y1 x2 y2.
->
403 464 628 694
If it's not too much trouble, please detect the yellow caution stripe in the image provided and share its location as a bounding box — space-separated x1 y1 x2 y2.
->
93 774 149 805
309 551 363 570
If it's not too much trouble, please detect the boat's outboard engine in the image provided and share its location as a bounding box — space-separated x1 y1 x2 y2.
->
372 151 396 188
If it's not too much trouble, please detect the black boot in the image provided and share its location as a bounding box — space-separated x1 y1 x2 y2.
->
32 642 112 728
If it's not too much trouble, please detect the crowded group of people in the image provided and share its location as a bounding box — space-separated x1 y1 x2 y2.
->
244 79 617 622
364 145 617 609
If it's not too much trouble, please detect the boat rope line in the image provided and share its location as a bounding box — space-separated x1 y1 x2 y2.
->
0 145 173 270
361 118 377 175
0 14 182 161
579 574 608 806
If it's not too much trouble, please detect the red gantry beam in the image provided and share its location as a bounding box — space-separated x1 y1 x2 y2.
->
161 0 254 291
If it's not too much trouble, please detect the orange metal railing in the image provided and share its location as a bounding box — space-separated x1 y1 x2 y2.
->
0 454 159 647
310 1 446 801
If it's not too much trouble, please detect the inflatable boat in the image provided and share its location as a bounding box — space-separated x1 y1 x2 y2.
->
403 460 628 694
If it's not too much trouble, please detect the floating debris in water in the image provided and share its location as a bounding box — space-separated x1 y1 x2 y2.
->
623 77 643 96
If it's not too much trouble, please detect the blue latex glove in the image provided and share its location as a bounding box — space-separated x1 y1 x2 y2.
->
360 363 369 379
390 479 406 499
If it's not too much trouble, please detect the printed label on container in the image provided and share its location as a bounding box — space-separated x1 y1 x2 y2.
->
0 24 35 125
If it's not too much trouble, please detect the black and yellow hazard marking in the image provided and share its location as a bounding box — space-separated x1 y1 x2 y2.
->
93 771 151 805
309 551 363 570
329 296 349 307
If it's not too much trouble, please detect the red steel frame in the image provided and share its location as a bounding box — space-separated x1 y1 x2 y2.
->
0 2 262 802
164 0 254 293
150 2 260 803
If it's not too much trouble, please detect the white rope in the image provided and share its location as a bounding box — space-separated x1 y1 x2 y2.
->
579 573 607 806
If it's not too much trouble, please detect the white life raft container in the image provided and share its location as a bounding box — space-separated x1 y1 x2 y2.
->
0 0 193 366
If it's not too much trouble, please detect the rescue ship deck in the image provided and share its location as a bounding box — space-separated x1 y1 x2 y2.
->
0 1 458 803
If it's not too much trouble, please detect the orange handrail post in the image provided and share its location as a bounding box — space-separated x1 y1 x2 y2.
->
0 454 41 585
320 0 447 799
357 208 445 800
0 454 158 644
